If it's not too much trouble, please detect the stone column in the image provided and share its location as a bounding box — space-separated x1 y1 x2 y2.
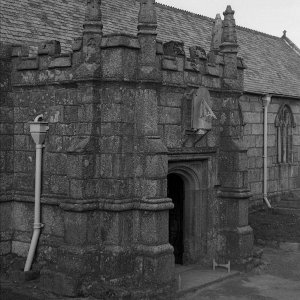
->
217 6 253 268
134 0 175 295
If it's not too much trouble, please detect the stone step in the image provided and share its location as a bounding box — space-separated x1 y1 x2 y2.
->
176 265 240 298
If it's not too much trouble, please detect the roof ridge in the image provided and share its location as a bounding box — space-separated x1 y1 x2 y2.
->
155 1 282 41
155 1 214 23
236 25 281 40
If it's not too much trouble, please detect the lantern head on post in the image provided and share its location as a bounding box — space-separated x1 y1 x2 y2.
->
29 114 49 145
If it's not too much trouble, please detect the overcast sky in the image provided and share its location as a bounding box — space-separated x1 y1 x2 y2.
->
157 0 300 48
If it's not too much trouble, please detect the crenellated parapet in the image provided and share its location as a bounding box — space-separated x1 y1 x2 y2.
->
10 4 245 93
11 41 73 85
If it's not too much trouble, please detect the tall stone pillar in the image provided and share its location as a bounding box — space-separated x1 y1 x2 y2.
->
217 6 253 268
134 0 175 295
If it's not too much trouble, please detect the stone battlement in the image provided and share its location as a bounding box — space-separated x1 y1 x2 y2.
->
10 34 245 92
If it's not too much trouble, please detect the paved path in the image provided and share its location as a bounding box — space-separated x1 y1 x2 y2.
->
1 246 300 299
182 247 300 300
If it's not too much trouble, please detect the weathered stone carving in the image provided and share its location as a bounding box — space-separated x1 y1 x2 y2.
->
85 38 96 62
192 87 216 133
85 0 102 21
163 41 185 57
221 5 237 45
189 46 206 60
38 40 61 56
138 0 157 26
185 87 216 134
210 14 223 51
189 46 206 72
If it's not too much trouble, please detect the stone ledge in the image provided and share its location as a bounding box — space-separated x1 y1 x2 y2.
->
162 57 178 71
218 188 252 199
11 44 29 57
60 197 173 212
48 55 72 69
17 58 38 70
101 33 140 49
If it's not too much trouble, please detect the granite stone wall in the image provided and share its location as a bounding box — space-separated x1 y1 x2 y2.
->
0 2 258 297
240 94 300 206
0 43 13 257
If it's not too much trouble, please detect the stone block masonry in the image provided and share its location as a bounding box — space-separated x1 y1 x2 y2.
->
0 1 259 298
240 94 300 206
0 43 14 257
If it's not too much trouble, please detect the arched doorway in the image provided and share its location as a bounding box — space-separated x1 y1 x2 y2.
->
168 160 209 264
168 173 184 264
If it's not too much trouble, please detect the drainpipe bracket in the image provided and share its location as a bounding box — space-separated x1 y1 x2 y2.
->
33 223 44 229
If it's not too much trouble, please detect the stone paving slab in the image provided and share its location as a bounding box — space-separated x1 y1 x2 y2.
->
180 247 300 300
176 265 240 298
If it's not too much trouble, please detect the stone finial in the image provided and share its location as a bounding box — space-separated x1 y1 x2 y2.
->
138 0 157 34
78 0 103 68
221 5 237 44
83 0 103 35
210 14 223 51
283 30 287 37
85 0 102 21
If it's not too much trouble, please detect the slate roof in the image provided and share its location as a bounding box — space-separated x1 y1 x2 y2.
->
1 0 300 98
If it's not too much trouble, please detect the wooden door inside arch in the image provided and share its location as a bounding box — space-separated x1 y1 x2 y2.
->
167 173 184 264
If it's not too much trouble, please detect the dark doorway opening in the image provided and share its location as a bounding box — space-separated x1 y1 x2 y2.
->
167 173 184 264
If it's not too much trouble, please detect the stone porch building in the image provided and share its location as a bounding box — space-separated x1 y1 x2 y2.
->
1 0 300 298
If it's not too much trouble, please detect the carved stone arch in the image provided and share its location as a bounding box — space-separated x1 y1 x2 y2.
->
275 104 296 128
275 104 296 163
168 164 201 191
167 160 209 264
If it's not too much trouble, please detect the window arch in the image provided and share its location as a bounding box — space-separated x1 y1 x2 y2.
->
275 104 296 163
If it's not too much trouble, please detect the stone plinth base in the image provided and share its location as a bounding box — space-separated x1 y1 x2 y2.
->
221 225 254 270
40 243 176 299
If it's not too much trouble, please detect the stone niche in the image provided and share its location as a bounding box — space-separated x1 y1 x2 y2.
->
191 86 216 133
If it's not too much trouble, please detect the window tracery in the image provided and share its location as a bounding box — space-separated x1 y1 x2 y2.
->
275 104 295 163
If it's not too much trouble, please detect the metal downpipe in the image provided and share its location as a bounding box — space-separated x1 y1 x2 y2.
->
262 95 272 209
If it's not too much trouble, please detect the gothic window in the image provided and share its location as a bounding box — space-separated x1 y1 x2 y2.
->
275 105 295 163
